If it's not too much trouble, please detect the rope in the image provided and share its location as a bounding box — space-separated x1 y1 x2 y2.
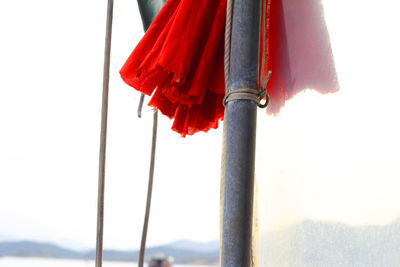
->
95 0 114 266
224 0 233 91
138 110 158 267
222 0 271 109
223 0 272 110
260 0 267 89
220 0 233 264
223 74 271 108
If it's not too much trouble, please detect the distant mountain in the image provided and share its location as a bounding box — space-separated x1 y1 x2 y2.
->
167 240 219 252
261 218 400 267
52 238 91 251
2 219 400 266
0 236 90 252
0 241 82 259
0 240 219 265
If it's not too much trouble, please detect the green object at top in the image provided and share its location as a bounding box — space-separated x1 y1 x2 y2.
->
137 0 167 30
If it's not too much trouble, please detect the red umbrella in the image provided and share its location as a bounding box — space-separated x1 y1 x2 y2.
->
120 0 339 136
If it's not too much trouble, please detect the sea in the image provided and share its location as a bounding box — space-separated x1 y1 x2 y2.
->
0 257 214 267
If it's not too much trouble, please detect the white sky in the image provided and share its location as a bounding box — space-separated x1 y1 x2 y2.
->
257 0 400 231
0 0 400 251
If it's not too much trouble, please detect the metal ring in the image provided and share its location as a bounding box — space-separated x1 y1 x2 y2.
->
257 90 269 108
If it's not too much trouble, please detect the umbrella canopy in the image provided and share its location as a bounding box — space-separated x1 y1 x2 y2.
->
120 0 338 136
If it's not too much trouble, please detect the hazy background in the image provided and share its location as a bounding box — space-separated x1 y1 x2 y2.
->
0 0 400 263
0 0 221 251
257 0 400 233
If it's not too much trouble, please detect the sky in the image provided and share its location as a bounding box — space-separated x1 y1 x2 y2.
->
1 0 400 251
257 0 400 231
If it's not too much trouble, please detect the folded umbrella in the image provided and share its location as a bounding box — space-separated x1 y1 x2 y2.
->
120 0 338 136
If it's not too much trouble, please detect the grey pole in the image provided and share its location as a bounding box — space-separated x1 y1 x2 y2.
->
221 0 261 266
95 0 114 267
135 1 165 266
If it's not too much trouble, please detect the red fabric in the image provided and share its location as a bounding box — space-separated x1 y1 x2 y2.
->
261 0 339 113
120 0 226 136
120 0 338 136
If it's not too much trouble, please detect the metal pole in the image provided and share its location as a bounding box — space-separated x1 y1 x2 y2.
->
138 110 158 267
95 0 114 267
221 0 260 266
135 1 165 266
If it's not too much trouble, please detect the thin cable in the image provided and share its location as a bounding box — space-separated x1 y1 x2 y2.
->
138 110 158 267
95 0 114 267
224 0 233 92
220 0 233 265
260 0 267 87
